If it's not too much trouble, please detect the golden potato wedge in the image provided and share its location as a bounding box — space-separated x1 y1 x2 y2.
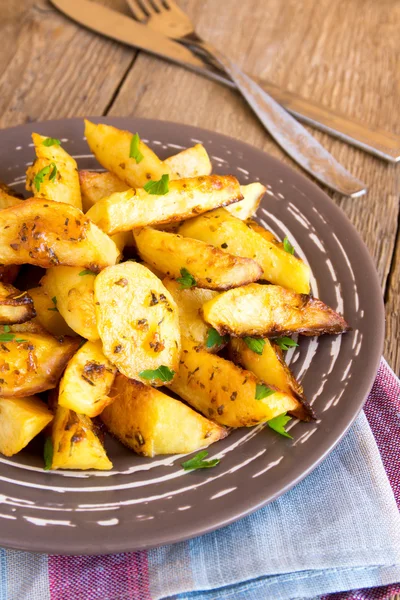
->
50 403 112 470
162 277 219 348
0 331 80 397
179 208 311 294
0 283 35 325
59 340 117 417
165 144 212 179
246 219 281 245
26 133 82 210
2 320 47 335
41 267 98 341
79 170 130 212
86 175 243 235
0 199 120 271
95 262 180 385
84 120 169 188
0 396 53 457
28 286 76 337
228 338 314 421
0 188 23 210
101 373 227 457
225 183 266 220
168 337 300 427
0 265 20 284
202 283 350 338
134 228 262 291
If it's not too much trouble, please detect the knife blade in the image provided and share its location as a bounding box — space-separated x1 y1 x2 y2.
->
50 0 399 163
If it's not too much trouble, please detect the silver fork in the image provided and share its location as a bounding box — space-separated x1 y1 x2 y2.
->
127 0 367 197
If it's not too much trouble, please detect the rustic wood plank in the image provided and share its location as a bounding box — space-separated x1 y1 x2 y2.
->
0 0 135 126
108 0 400 369
385 232 400 375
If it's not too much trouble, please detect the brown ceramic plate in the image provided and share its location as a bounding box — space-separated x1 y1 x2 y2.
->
0 118 384 555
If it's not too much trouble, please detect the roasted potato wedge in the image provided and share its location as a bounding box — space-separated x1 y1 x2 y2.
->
179 208 311 294
28 286 76 337
165 144 212 179
79 170 130 212
26 133 82 210
246 219 281 245
0 265 20 284
0 188 23 210
134 228 262 291
162 277 219 348
59 340 117 417
41 266 98 341
0 283 35 325
95 262 180 385
0 199 120 271
225 183 266 220
50 403 112 470
0 331 80 397
101 373 227 457
168 337 300 427
228 338 314 421
0 396 53 457
202 283 350 338
86 175 243 235
84 120 169 188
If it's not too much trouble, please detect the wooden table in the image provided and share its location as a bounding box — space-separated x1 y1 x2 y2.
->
1 0 399 373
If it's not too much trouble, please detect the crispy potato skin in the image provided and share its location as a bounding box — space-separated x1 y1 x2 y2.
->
51 403 112 470
179 208 311 294
86 175 243 234
162 277 219 349
228 338 315 421
202 283 351 338
246 219 281 245
26 133 82 210
165 144 212 179
28 286 76 337
0 199 120 271
59 340 117 417
41 266 99 341
0 332 80 397
167 337 300 427
0 282 35 325
94 262 181 385
79 170 130 212
225 183 266 220
134 228 262 290
84 120 169 188
101 373 227 457
0 396 53 457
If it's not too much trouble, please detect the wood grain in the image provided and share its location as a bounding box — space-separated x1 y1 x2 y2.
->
0 0 398 372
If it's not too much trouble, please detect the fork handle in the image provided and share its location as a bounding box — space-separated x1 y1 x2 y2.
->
182 38 367 197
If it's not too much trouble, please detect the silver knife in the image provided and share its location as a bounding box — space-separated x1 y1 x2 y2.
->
49 0 397 165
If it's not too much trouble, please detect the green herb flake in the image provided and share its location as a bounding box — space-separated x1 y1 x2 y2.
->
206 327 229 349
255 383 275 400
176 267 196 289
79 269 96 276
274 336 299 351
3 326 10 333
43 437 54 470
15 338 28 343
34 162 57 191
42 137 61 147
139 365 175 383
0 333 15 342
181 450 220 471
143 173 169 195
48 296 58 312
129 133 144 164
283 236 295 255
243 337 265 355
267 412 293 438
49 163 57 182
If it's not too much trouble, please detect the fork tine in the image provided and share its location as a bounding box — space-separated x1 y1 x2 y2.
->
137 0 158 16
126 0 149 21
148 0 164 12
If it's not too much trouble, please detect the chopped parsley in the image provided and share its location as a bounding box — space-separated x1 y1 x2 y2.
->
243 337 265 355
181 450 220 471
0 330 27 342
274 336 298 351
176 267 196 289
129 133 144 163
139 365 175 383
206 327 229 349
267 412 293 438
48 296 58 312
143 173 169 195
43 437 53 470
283 236 295 255
79 269 96 276
34 162 57 191
255 383 275 400
42 137 61 147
